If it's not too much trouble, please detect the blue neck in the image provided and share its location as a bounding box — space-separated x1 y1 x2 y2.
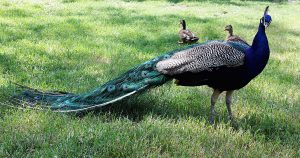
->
245 22 270 78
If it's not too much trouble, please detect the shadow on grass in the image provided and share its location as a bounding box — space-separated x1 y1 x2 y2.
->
0 8 33 18
237 83 300 140
238 112 300 141
0 53 22 76
87 80 299 142
90 88 210 121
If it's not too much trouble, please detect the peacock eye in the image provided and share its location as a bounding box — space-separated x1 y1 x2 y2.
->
107 85 116 92
144 62 152 68
34 96 40 100
141 71 148 78
122 84 129 90
163 55 171 59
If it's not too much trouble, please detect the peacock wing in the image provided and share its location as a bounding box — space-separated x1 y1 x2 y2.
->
156 41 248 75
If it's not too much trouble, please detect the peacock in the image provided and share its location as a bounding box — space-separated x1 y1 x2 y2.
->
178 20 199 44
224 24 250 46
9 6 271 124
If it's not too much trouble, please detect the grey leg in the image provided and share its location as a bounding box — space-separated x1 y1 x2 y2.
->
225 90 234 122
210 89 221 124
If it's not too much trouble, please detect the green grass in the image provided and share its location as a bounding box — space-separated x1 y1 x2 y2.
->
0 0 300 157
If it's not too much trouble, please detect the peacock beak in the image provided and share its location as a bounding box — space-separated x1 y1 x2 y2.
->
264 19 271 29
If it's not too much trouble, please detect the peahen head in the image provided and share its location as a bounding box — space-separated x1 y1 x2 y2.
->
260 6 272 29
224 25 233 32
180 19 186 29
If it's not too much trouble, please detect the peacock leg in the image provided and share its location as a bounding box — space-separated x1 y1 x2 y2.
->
210 89 221 124
225 90 234 122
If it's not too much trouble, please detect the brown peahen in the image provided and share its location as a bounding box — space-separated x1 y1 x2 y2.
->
224 24 250 46
178 20 199 44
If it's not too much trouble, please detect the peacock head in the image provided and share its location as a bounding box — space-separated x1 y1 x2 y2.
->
260 6 272 29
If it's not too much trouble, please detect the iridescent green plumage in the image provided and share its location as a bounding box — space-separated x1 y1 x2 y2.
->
11 44 201 112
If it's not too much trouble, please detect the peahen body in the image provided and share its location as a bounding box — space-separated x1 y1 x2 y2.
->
178 20 199 44
11 7 272 124
224 24 250 46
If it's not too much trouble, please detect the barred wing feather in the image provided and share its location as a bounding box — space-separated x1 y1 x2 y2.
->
156 41 246 75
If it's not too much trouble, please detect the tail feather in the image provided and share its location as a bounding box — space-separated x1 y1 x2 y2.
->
8 44 201 112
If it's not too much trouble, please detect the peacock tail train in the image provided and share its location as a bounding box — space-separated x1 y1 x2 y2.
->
10 44 203 112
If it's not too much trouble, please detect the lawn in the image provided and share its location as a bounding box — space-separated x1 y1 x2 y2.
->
0 0 300 157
